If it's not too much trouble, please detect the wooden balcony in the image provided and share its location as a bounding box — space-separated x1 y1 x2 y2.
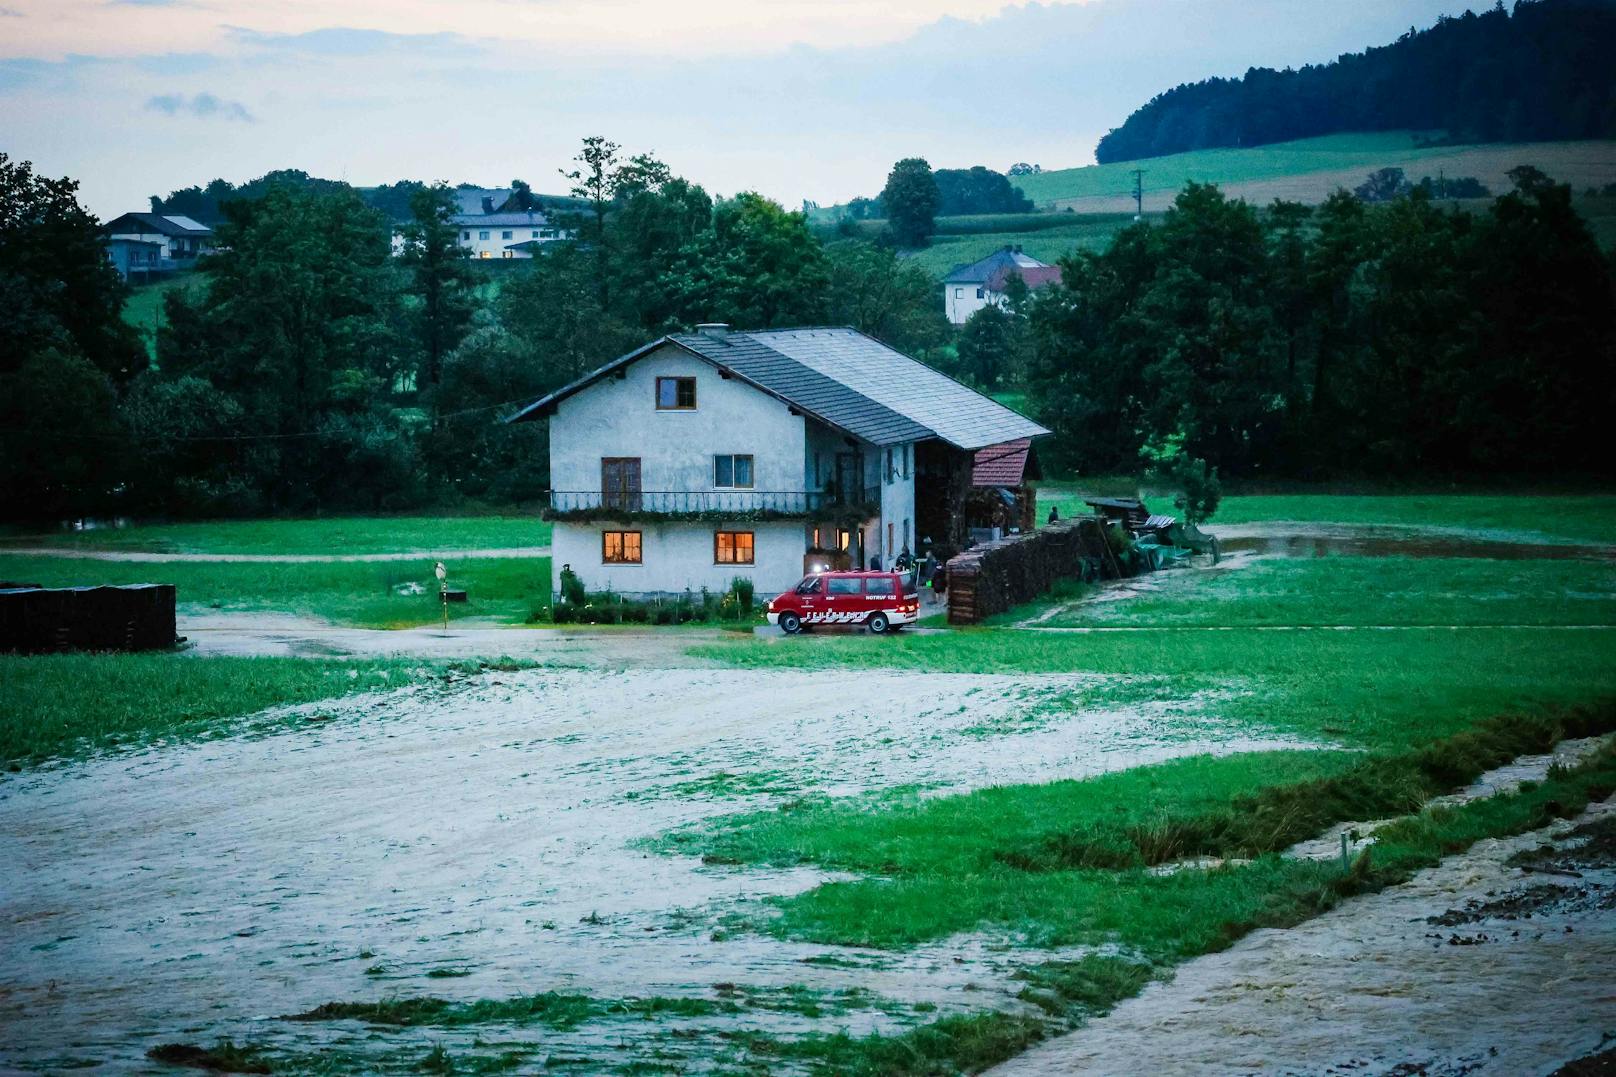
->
543 489 876 522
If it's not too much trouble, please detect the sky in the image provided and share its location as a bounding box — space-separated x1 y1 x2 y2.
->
0 0 1485 218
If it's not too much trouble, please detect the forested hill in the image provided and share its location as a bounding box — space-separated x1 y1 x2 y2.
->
1095 0 1616 164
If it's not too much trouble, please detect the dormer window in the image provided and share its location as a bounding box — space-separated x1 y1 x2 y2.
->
656 377 696 410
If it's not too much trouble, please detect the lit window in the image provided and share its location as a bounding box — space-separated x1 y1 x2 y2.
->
502 251 513 259
714 454 754 488
602 531 642 564
479 251 491 259
715 531 754 564
656 376 696 410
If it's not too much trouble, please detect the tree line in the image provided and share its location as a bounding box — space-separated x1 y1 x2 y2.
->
1097 0 1616 164
0 145 949 521
977 169 1615 480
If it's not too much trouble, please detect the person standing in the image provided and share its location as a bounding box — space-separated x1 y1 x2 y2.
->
922 549 941 605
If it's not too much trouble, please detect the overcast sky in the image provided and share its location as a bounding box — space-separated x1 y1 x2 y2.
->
1 0 1483 218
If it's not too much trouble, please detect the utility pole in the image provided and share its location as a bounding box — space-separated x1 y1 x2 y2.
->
1130 169 1146 220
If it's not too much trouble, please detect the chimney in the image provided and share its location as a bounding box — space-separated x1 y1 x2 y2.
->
696 323 730 340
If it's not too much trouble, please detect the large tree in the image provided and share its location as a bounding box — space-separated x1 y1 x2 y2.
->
880 157 940 248
660 193 831 328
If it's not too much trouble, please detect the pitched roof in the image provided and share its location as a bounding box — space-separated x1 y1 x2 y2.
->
985 264 1062 293
103 212 213 237
972 439 1033 486
942 247 1050 284
509 327 1049 450
450 210 553 227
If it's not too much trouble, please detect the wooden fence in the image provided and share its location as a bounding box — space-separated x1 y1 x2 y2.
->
0 583 177 653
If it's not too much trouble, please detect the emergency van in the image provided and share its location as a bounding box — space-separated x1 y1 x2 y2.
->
765 570 921 634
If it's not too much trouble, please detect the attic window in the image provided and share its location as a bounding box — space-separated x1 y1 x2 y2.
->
656 377 696 411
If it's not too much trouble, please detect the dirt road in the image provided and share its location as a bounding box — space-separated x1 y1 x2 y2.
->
0 666 1315 1072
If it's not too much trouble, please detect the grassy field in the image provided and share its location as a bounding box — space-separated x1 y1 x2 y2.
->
0 554 551 628
1036 489 1616 545
121 271 206 360
0 654 478 767
1 514 550 554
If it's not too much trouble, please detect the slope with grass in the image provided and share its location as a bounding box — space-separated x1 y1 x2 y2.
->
1 514 549 555
0 553 551 628
121 271 206 360
1014 133 1616 214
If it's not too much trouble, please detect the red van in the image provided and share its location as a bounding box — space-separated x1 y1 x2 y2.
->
765 570 921 634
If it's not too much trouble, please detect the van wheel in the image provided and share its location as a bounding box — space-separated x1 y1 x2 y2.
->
779 611 802 634
866 612 890 634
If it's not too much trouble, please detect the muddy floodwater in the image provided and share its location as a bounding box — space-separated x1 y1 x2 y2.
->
0 667 1312 1072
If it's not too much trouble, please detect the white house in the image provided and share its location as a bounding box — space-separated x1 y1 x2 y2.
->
450 187 568 260
941 246 1062 325
510 325 1049 599
102 212 213 278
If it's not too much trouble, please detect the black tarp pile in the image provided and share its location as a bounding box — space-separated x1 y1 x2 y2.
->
0 583 177 653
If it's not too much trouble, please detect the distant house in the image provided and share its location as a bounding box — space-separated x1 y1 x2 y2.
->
941 246 1062 325
511 325 1049 599
449 187 568 260
102 213 213 279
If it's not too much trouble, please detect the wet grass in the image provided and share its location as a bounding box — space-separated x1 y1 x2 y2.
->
1031 489 1616 545
1 514 550 555
0 554 552 628
0 653 492 768
691 627 1616 752
145 1040 271 1074
1028 556 1616 629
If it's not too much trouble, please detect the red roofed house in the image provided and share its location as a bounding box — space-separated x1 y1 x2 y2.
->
941 246 1063 325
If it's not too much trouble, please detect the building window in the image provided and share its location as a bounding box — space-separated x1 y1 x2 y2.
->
837 528 853 552
601 457 642 511
479 251 491 259
532 230 540 238
602 530 642 564
462 231 470 240
479 230 490 240
887 522 895 553
656 376 696 410
976 287 985 299
954 288 963 298
502 250 514 259
713 454 754 488
715 531 754 564
501 230 513 240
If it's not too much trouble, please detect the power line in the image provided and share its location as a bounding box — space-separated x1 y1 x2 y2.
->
1130 169 1146 219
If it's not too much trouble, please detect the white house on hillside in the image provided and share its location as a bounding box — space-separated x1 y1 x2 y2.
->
102 212 214 279
510 325 1049 599
450 187 567 259
941 246 1062 324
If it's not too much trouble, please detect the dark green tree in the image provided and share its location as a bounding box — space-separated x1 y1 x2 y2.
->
660 193 830 328
400 183 475 395
825 242 950 359
880 158 940 248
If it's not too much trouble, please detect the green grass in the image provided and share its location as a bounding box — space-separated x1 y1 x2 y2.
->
692 627 1616 751
1 514 550 555
0 554 551 628
1027 556 1616 629
902 214 1154 278
0 653 472 767
121 271 206 361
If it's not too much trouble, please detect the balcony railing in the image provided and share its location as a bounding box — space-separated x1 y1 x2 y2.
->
543 489 875 522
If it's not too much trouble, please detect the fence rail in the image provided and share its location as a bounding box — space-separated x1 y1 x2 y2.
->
544 490 873 520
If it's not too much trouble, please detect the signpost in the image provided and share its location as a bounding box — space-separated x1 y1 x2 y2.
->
435 561 448 634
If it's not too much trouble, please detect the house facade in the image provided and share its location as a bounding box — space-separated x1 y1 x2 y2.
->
941 246 1062 324
449 188 567 260
511 326 1048 600
102 213 213 278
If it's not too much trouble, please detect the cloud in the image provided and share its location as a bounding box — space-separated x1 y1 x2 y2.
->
0 6 23 16
226 26 481 57
144 90 253 122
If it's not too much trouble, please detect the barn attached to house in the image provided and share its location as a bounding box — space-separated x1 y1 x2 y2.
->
510 325 1049 599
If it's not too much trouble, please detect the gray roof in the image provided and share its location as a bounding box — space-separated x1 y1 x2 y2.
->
942 247 1050 284
450 211 553 228
103 212 213 237
510 327 1048 451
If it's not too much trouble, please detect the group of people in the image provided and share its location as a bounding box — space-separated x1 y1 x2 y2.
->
889 543 946 605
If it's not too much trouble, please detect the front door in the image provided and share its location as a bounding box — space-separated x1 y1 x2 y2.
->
601 457 642 512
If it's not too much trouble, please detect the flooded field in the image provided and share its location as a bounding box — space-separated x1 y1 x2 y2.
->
0 666 1314 1072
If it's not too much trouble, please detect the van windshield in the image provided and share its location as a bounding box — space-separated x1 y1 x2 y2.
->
795 576 823 595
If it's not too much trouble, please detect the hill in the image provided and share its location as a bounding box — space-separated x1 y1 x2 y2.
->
1097 0 1616 164
1014 133 1616 214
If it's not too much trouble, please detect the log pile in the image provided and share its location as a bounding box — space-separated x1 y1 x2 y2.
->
945 516 1115 625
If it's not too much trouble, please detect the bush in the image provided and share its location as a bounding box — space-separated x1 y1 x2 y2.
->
731 577 755 617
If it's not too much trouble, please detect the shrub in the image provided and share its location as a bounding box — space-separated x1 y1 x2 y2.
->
559 566 586 605
731 576 755 616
